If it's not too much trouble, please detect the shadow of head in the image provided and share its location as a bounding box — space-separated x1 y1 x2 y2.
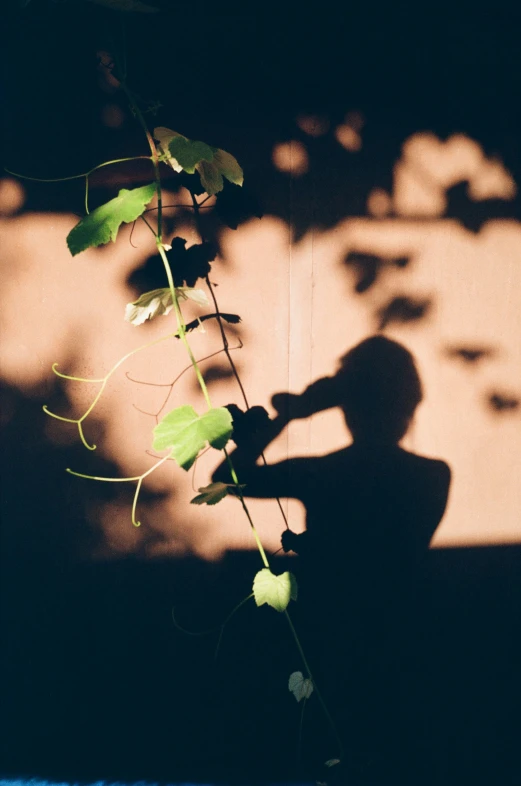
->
334 336 423 445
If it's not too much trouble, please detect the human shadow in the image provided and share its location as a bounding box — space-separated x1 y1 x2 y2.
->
214 335 451 776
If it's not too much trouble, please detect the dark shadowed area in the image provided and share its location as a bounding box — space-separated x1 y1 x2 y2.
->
1 2 520 785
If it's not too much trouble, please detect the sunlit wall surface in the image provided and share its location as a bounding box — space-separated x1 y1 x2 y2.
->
1 122 519 560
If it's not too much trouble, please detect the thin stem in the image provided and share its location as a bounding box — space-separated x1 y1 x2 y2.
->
66 453 170 483
44 331 181 445
285 609 344 758
132 476 144 526
172 592 254 640
42 407 80 424
67 453 171 528
128 342 244 422
157 243 212 408
214 592 254 658
191 192 289 529
126 342 243 388
5 156 152 184
143 203 214 215
206 272 250 404
189 192 247 410
297 696 307 765
51 362 105 383
140 213 156 235
121 82 163 239
198 194 214 207
224 448 270 569
77 421 97 451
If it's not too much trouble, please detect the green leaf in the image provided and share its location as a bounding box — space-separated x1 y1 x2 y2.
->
153 405 233 470
67 183 156 256
197 150 243 195
288 671 314 702
213 148 244 186
168 137 215 174
253 568 298 613
197 160 224 195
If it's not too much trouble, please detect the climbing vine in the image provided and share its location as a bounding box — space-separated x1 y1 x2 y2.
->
7 36 343 781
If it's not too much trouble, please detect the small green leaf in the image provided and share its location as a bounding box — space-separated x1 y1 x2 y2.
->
191 482 230 505
325 759 341 768
168 137 214 175
153 405 233 470
253 568 298 613
190 482 230 505
288 671 314 702
67 183 156 256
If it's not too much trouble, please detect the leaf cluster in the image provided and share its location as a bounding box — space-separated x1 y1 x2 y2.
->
154 126 243 196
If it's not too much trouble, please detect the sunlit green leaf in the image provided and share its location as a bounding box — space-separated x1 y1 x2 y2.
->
153 405 233 470
288 671 314 702
253 568 298 613
168 137 214 175
67 183 156 256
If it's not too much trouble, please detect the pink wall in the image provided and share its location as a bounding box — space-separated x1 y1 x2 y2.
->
1 127 519 559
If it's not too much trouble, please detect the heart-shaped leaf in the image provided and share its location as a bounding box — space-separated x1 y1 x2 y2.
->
253 568 298 613
288 671 314 702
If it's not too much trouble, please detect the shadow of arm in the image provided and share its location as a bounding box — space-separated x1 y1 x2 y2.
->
212 411 313 502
